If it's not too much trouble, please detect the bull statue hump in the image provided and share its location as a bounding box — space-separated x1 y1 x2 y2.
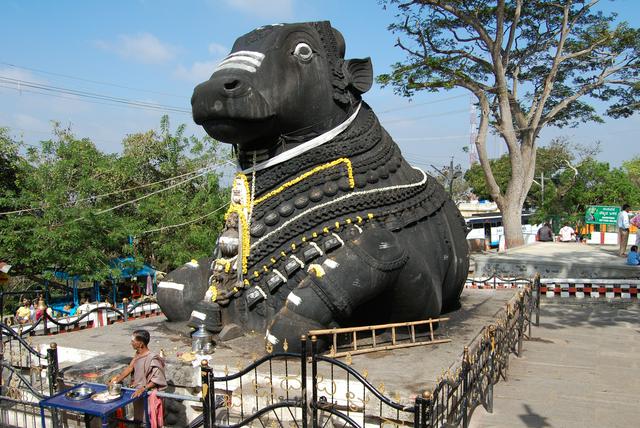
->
158 21 470 352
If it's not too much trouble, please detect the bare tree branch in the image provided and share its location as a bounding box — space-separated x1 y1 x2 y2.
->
503 0 523 67
540 64 625 127
528 2 572 132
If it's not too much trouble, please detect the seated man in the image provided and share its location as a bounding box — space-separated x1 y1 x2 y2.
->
537 223 554 242
15 299 31 324
558 224 575 242
626 245 640 266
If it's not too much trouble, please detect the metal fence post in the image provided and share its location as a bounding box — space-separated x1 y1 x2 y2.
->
311 335 318 428
415 390 431 428
517 292 525 357
0 320 4 397
528 285 533 339
47 342 60 428
122 298 129 322
423 390 431 427
487 326 495 414
534 273 541 327
201 359 214 428
462 346 470 428
300 335 308 428
47 342 59 396
414 394 422 427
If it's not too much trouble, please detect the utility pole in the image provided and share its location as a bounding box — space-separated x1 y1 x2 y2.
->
431 157 462 197
469 96 478 167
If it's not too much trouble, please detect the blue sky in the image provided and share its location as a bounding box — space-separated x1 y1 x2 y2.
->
1 0 638 173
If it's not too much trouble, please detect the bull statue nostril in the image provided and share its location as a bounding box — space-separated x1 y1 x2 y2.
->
223 79 241 91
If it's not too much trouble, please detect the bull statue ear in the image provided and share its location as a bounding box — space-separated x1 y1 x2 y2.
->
344 57 373 94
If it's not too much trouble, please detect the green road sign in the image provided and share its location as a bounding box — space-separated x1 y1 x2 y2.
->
585 205 620 225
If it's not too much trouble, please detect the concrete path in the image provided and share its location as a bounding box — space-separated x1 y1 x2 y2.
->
471 242 640 279
31 289 517 395
469 300 640 428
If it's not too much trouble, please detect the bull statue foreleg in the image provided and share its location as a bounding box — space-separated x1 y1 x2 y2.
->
266 226 408 353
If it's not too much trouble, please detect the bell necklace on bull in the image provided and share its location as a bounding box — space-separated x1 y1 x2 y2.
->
205 21 366 303
220 103 361 282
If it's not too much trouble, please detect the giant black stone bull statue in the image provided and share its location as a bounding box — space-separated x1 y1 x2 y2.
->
157 21 469 352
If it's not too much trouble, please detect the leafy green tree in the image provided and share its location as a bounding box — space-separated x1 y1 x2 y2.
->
0 117 230 283
117 116 230 272
379 0 639 248
1 124 125 280
623 156 640 188
557 159 640 226
0 127 21 212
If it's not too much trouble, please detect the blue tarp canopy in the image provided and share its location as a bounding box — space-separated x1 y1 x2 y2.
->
44 258 157 308
109 257 156 280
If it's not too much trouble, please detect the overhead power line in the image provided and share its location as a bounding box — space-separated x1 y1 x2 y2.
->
376 94 468 115
94 169 210 215
395 135 469 142
381 108 468 124
140 202 230 234
0 161 235 216
0 76 191 115
7 164 227 235
0 61 186 99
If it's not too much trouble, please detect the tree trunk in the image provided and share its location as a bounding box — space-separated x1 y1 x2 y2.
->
499 199 525 249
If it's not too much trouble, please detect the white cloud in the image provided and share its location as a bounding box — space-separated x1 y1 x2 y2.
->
208 42 228 56
12 113 48 131
0 66 47 86
95 33 177 64
224 0 293 20
174 60 220 84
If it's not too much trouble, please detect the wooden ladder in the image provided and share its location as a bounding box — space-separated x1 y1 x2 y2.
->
309 317 451 358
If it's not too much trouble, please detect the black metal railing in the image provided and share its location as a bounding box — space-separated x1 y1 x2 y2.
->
1 275 540 427
415 276 538 428
0 319 60 427
200 337 309 428
465 274 534 289
1 296 160 339
198 275 539 428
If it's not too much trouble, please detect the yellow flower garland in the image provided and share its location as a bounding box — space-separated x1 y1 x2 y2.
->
252 157 355 205
223 158 356 276
224 203 251 274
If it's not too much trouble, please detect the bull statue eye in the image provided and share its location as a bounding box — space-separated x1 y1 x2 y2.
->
293 42 314 61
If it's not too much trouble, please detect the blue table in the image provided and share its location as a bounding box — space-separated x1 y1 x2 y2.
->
39 383 149 428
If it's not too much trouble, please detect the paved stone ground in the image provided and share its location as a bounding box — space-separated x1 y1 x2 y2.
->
469 300 640 428
30 289 517 397
472 242 640 279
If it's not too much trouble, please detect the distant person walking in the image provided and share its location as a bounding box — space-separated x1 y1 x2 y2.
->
617 204 631 256
630 212 640 246
558 224 575 242
537 223 554 242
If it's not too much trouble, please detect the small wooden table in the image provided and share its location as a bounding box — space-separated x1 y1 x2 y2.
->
39 382 149 428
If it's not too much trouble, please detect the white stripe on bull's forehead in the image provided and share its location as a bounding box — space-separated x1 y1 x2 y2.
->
214 50 265 73
228 50 265 61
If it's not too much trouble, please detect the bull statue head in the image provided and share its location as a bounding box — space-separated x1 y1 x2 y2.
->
191 21 373 166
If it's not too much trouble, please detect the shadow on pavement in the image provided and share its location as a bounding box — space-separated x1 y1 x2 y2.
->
518 404 551 428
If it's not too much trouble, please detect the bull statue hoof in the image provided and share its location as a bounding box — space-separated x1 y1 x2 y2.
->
158 21 470 353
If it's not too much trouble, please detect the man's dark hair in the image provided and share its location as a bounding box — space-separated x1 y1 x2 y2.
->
631 245 638 252
132 329 150 346
623 204 630 210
